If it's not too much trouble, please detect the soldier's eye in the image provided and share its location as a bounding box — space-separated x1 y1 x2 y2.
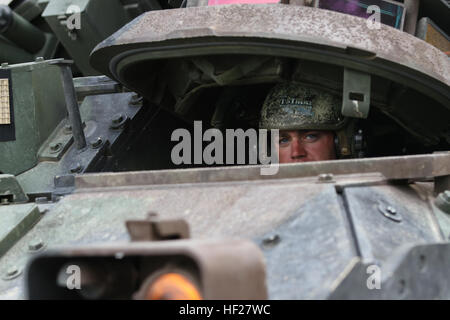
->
304 133 319 142
279 137 290 145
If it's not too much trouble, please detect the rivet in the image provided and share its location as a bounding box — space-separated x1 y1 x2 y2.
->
378 202 402 222
112 113 124 124
435 190 450 214
110 113 126 129
90 137 103 149
262 234 281 247
70 163 83 174
3 266 21 280
147 212 159 219
35 57 44 62
64 124 72 134
318 173 334 182
130 94 143 106
28 239 44 252
7 266 18 276
50 143 62 153
386 206 397 215
1 62 8 68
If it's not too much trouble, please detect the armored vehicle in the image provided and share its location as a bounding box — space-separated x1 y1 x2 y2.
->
0 0 449 299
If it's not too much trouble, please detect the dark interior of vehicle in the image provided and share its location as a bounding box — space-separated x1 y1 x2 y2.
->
108 55 450 172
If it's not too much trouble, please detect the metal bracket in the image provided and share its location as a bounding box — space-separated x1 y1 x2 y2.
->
49 60 87 150
342 68 371 119
126 213 190 241
38 119 74 161
0 203 41 259
329 242 450 299
0 174 28 204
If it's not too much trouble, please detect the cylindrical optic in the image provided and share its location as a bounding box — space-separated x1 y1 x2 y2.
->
0 5 46 54
145 273 202 300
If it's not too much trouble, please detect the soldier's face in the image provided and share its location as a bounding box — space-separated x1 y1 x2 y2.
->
277 130 336 163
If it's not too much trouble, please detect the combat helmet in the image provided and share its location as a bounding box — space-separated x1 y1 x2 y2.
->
259 82 357 158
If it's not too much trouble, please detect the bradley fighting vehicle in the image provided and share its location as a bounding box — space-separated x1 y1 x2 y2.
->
0 0 449 300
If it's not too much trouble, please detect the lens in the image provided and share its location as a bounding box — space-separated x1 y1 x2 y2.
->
145 273 202 300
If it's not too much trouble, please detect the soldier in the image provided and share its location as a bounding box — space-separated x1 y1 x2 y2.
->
259 82 351 163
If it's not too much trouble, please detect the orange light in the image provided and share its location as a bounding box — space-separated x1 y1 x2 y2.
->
145 273 202 300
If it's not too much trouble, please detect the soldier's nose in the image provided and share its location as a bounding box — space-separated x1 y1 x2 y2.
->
291 141 306 159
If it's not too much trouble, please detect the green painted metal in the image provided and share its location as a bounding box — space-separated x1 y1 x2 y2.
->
0 36 33 64
11 0 44 21
37 0 50 10
0 174 28 203
42 0 131 75
0 59 68 175
15 90 139 195
1 5 46 54
0 1 448 300
0 3 57 63
0 203 41 259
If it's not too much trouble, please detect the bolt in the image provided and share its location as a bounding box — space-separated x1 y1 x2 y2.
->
130 94 143 105
3 266 21 280
28 239 44 252
90 137 103 149
1 198 9 205
1 62 8 68
435 190 450 214
64 124 72 134
110 113 126 129
386 206 397 215
50 143 62 153
35 57 44 62
70 163 83 174
378 202 402 222
318 173 334 182
7 266 18 277
50 143 59 150
112 113 124 124
262 234 281 247
147 212 159 219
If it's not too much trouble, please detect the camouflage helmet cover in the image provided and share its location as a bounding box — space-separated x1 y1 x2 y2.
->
259 83 347 130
